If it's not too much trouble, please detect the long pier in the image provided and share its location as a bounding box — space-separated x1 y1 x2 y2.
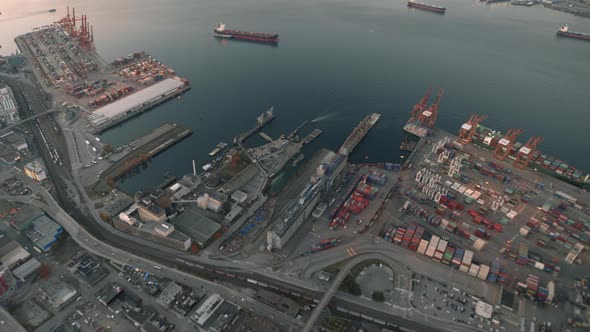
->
235 108 275 143
338 113 381 156
302 129 322 144
101 123 192 182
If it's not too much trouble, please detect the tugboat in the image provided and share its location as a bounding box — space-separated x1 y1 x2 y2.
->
49 9 57 13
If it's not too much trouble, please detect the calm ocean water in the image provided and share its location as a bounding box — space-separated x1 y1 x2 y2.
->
2 0 590 193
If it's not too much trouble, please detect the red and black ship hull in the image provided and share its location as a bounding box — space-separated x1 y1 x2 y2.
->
557 31 590 41
214 29 279 44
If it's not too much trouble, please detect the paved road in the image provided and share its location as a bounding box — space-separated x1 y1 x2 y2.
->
0 186 303 330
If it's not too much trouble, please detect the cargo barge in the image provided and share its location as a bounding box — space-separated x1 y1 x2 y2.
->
338 113 381 156
470 124 590 187
214 23 279 44
556 25 590 42
407 1 446 14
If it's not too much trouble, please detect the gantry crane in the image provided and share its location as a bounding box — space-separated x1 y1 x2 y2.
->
409 88 431 122
493 128 523 161
514 136 543 169
54 7 95 51
457 114 487 144
418 88 443 129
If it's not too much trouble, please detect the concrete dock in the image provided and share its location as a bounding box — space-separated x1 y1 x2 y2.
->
101 123 192 182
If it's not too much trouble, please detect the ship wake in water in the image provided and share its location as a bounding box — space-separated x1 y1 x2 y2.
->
311 112 338 123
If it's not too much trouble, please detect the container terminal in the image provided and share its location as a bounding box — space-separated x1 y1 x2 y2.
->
3 7 590 332
13 7 190 134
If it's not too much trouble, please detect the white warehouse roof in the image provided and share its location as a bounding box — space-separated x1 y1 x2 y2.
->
90 78 184 125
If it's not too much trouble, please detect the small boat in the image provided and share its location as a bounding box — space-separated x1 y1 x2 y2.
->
49 9 57 13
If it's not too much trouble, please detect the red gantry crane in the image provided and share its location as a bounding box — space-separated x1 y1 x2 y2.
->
514 136 543 169
409 88 431 122
418 88 443 129
493 128 523 161
54 7 95 51
457 114 487 144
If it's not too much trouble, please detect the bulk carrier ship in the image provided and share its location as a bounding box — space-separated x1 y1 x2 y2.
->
214 23 279 43
556 25 590 42
407 1 446 13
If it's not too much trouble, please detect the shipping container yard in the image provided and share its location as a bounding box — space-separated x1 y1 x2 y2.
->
14 7 190 133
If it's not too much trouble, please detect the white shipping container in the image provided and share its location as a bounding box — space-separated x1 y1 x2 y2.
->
468 264 480 277
477 264 490 280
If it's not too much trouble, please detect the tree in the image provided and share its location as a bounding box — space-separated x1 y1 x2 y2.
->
102 144 113 155
99 211 112 223
372 291 385 302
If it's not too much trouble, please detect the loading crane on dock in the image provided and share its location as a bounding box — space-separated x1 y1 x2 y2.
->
417 88 443 129
457 114 487 144
514 136 543 169
493 128 523 161
54 6 95 51
409 88 431 121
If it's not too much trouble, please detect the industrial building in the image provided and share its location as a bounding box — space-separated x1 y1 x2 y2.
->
138 199 167 223
0 240 31 269
31 215 64 251
224 205 243 223
40 281 78 310
266 151 346 250
113 217 191 251
0 131 29 155
0 86 20 124
266 177 324 250
11 257 41 281
196 191 227 213
24 160 47 182
172 209 221 248
231 190 248 204
191 294 224 326
87 77 186 128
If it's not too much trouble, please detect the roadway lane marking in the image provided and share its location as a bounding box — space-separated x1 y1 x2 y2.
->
346 247 357 256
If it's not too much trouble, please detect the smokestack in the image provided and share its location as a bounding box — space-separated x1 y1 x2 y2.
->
192 160 196 176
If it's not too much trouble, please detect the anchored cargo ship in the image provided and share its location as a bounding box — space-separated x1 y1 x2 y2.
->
214 23 279 43
407 1 446 13
556 25 590 42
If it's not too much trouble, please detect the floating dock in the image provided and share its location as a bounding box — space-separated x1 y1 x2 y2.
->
338 113 381 156
235 107 275 143
303 129 323 144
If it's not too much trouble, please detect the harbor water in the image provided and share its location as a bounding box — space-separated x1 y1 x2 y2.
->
2 0 590 193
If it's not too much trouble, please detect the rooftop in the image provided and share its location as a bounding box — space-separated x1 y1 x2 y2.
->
89 78 184 125
172 208 221 246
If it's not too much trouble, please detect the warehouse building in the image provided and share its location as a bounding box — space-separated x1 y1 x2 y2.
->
0 86 20 124
31 215 63 251
88 78 186 128
0 241 30 269
138 199 167 223
12 257 41 281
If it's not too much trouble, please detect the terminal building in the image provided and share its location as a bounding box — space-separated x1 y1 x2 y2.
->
24 161 47 182
0 86 20 125
266 152 346 250
87 77 187 128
